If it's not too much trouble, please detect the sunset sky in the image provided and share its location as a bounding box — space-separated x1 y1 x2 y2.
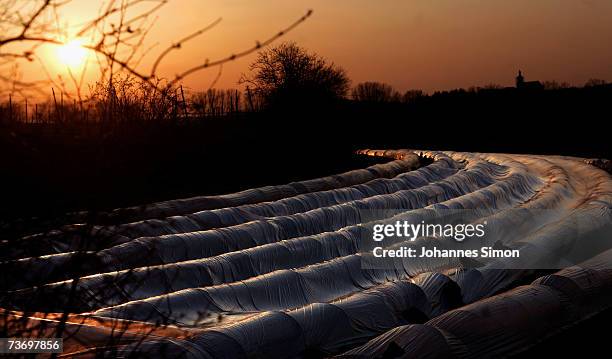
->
21 0 612 94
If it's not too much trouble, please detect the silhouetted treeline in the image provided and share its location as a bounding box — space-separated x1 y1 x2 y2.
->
1 79 610 124
0 83 263 125
1 41 609 126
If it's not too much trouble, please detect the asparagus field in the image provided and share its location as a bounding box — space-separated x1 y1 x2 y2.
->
2 149 611 358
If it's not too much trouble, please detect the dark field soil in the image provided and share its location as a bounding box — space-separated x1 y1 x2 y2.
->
2 87 610 237
513 307 612 358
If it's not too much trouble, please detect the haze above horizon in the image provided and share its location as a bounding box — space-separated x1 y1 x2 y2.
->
19 0 612 94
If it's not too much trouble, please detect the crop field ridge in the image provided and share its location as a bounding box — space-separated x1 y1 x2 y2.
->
1 149 611 358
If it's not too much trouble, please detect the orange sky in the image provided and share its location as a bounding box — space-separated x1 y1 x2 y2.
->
21 0 612 94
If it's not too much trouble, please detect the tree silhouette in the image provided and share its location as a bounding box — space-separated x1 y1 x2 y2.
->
351 81 400 103
402 89 424 104
240 42 350 109
584 78 608 87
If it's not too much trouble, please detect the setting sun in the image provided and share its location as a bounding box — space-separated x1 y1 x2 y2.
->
56 39 86 67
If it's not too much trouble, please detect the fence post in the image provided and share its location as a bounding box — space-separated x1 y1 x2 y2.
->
246 86 254 112
61 91 64 123
9 94 12 122
180 85 188 120
52 88 59 124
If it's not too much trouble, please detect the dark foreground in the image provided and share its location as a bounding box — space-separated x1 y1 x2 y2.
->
2 85 611 238
1 149 610 357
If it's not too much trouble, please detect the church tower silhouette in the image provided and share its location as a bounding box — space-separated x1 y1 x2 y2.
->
515 70 543 90
516 70 525 87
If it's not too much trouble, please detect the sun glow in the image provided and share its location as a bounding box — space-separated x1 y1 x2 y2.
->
56 39 87 67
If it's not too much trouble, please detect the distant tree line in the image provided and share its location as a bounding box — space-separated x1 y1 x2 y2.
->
351 82 425 104
1 42 611 125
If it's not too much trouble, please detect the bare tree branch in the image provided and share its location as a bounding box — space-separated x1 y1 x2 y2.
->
150 17 222 78
0 0 312 99
167 9 313 87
